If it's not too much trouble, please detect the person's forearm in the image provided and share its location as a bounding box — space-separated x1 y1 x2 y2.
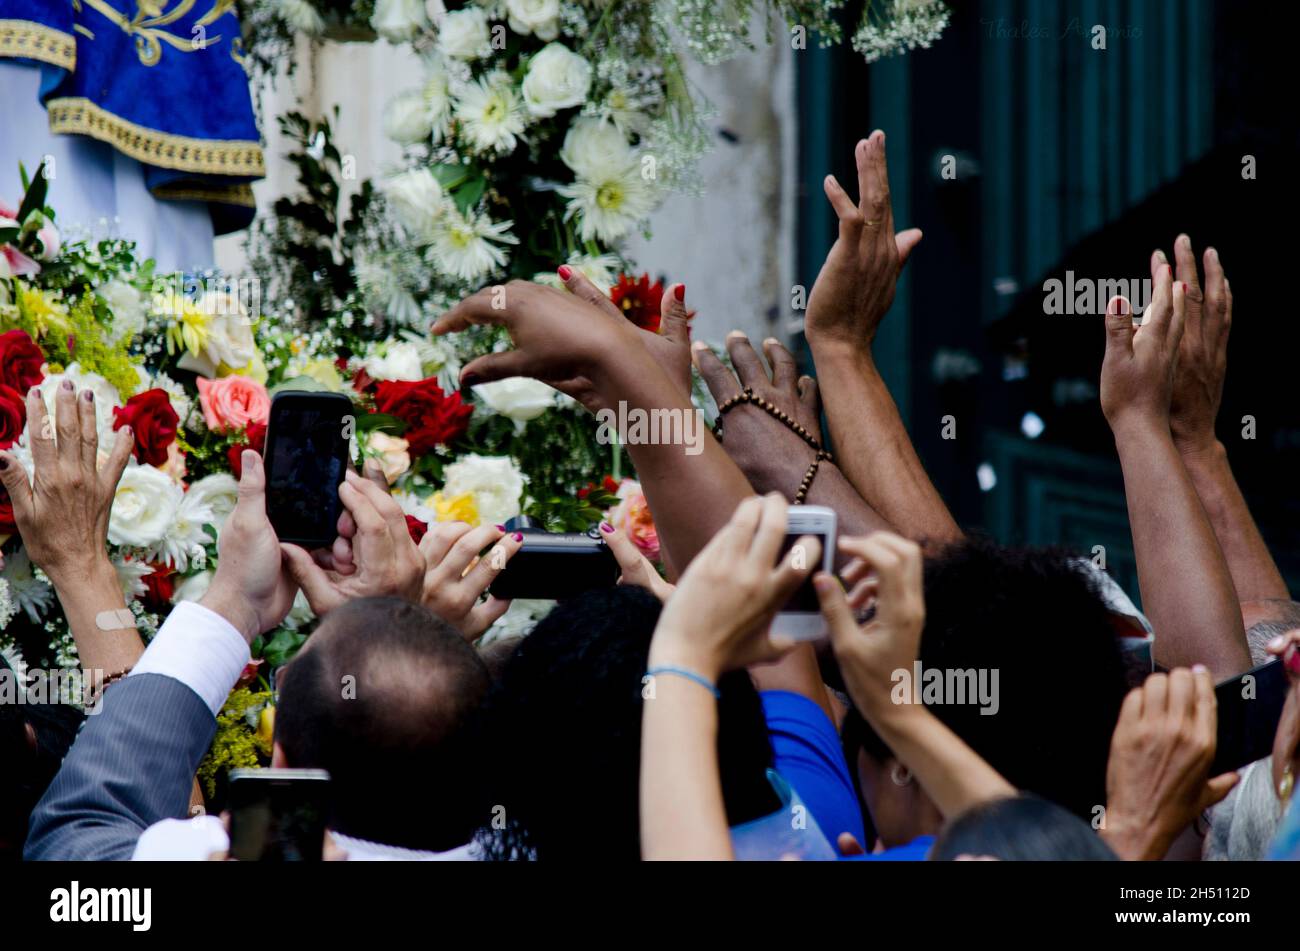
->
1112 418 1250 676
593 355 752 570
639 659 733 860
1180 440 1289 603
799 461 895 542
812 344 960 543
48 556 143 676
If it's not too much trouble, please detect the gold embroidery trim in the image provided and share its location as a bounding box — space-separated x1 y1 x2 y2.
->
152 181 256 208
47 97 265 177
0 20 77 69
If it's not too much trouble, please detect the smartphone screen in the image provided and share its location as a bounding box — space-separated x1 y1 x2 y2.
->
1212 660 1289 774
227 769 331 862
263 392 353 547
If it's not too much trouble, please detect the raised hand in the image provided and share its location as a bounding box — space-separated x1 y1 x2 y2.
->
558 267 692 402
1100 262 1186 434
279 470 425 617
814 532 926 717
804 131 923 353
1267 631 1300 807
693 332 823 496
201 450 300 643
417 520 521 639
648 493 819 679
0 382 133 584
1160 236 1232 452
1101 667 1239 860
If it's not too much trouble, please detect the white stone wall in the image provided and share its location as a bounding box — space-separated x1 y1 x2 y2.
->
216 32 795 345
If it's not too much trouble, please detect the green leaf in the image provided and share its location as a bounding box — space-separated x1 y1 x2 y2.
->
0 227 19 245
453 175 486 215
262 628 308 668
355 412 408 434
16 161 48 225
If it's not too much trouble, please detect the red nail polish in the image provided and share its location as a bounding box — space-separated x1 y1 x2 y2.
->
600 521 613 533
495 524 506 531
513 532 524 542
557 265 572 280
674 284 685 302
1286 645 1300 676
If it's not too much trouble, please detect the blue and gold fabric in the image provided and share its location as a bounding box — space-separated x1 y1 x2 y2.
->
0 1 263 233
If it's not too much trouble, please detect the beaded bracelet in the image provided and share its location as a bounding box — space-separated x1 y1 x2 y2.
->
712 387 835 504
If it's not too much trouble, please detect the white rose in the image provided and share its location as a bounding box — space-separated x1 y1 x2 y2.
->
98 279 146 343
383 167 447 237
472 377 557 430
109 464 183 548
522 43 592 118
437 6 490 60
278 0 326 34
187 473 239 527
441 454 527 528
383 89 434 145
371 0 430 42
506 0 560 41
559 116 631 178
41 364 122 445
362 341 425 382
171 569 214 605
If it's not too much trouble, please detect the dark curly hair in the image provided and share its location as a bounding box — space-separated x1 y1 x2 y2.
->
844 535 1129 823
469 585 779 861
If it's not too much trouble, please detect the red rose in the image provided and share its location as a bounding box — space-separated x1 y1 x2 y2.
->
140 563 176 612
0 329 45 395
405 515 428 544
0 383 26 450
112 389 180 466
227 421 267 479
351 366 377 395
373 378 471 456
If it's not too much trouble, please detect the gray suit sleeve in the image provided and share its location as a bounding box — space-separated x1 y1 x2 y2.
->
25 673 217 861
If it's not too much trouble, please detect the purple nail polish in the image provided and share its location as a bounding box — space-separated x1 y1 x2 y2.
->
599 521 613 533
495 524 506 531
82 389 94 402
513 532 523 542
61 379 73 391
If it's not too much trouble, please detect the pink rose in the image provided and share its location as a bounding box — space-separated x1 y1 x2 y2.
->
196 375 271 434
608 479 659 562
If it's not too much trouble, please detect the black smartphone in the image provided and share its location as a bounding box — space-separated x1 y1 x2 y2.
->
488 517 620 600
1212 660 1289 774
227 768 331 862
263 391 353 548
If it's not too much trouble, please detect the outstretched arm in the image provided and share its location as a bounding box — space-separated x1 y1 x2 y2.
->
802 132 959 543
1164 236 1289 603
1100 268 1250 677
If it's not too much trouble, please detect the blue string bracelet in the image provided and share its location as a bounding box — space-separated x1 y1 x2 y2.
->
645 665 721 699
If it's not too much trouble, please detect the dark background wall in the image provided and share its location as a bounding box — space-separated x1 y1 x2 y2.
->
795 0 1298 601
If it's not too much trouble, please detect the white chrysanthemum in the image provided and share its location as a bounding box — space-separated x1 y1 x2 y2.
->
533 251 622 293
148 490 216 571
382 167 449 239
440 454 527 528
423 58 453 142
383 89 435 146
391 485 438 525
355 253 423 326
506 0 560 40
398 330 462 393
453 72 527 154
108 464 183 548
430 208 519 282
278 0 326 34
480 598 554 646
521 42 591 117
472 377 558 431
281 590 316 631
187 473 239 530
0 637 25 685
113 557 155 601
98 279 147 343
1 548 53 624
0 577 17 631
559 157 656 243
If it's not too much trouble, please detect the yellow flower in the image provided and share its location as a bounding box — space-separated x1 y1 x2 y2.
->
255 705 275 754
432 491 479 525
300 358 344 392
158 292 210 358
15 281 70 338
218 350 269 383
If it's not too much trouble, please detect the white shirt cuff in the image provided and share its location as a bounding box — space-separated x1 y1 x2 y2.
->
130 600 251 716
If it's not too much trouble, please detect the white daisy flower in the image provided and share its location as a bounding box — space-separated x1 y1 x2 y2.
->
0 549 53 624
559 159 656 243
147 490 216 571
430 208 520 282
453 72 528 155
